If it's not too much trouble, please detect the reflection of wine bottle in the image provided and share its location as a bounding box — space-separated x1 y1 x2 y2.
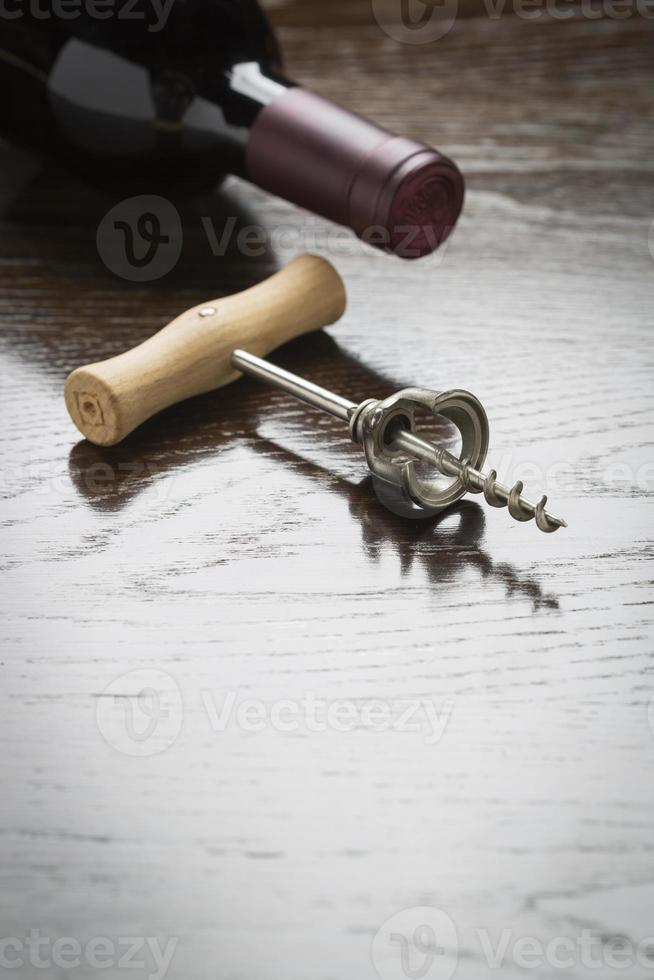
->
0 0 464 258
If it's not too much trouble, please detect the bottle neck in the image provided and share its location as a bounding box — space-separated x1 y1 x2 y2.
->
146 59 290 177
225 61 291 120
168 58 465 259
242 78 465 260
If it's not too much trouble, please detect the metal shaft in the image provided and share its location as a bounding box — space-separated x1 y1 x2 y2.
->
231 349 566 531
232 349 355 421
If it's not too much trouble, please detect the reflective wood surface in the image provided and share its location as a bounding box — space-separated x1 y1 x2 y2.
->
1 2 653 978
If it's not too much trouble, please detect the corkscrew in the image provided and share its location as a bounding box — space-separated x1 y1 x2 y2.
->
65 255 566 533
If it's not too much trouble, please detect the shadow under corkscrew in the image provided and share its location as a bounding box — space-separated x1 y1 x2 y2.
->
250 436 560 611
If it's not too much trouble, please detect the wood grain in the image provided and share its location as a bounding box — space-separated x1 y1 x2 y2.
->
1 3 654 979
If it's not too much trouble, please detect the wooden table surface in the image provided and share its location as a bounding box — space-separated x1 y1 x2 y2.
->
2 2 654 978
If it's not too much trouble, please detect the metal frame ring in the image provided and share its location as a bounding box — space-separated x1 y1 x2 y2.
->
359 387 490 518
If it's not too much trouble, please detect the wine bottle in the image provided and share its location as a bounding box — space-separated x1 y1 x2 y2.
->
0 0 464 258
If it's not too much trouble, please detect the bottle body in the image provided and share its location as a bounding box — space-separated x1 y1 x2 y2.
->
0 0 281 191
0 0 464 257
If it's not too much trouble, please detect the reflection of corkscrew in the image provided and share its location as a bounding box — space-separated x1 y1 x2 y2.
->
250 437 560 612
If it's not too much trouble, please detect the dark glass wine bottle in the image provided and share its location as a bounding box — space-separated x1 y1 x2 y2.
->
0 0 464 258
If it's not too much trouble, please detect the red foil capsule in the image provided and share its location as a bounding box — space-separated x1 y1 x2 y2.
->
246 87 465 260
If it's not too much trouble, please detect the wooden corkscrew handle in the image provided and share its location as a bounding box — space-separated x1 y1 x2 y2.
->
65 254 347 447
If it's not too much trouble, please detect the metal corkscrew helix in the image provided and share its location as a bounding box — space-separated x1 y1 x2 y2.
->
232 350 567 532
